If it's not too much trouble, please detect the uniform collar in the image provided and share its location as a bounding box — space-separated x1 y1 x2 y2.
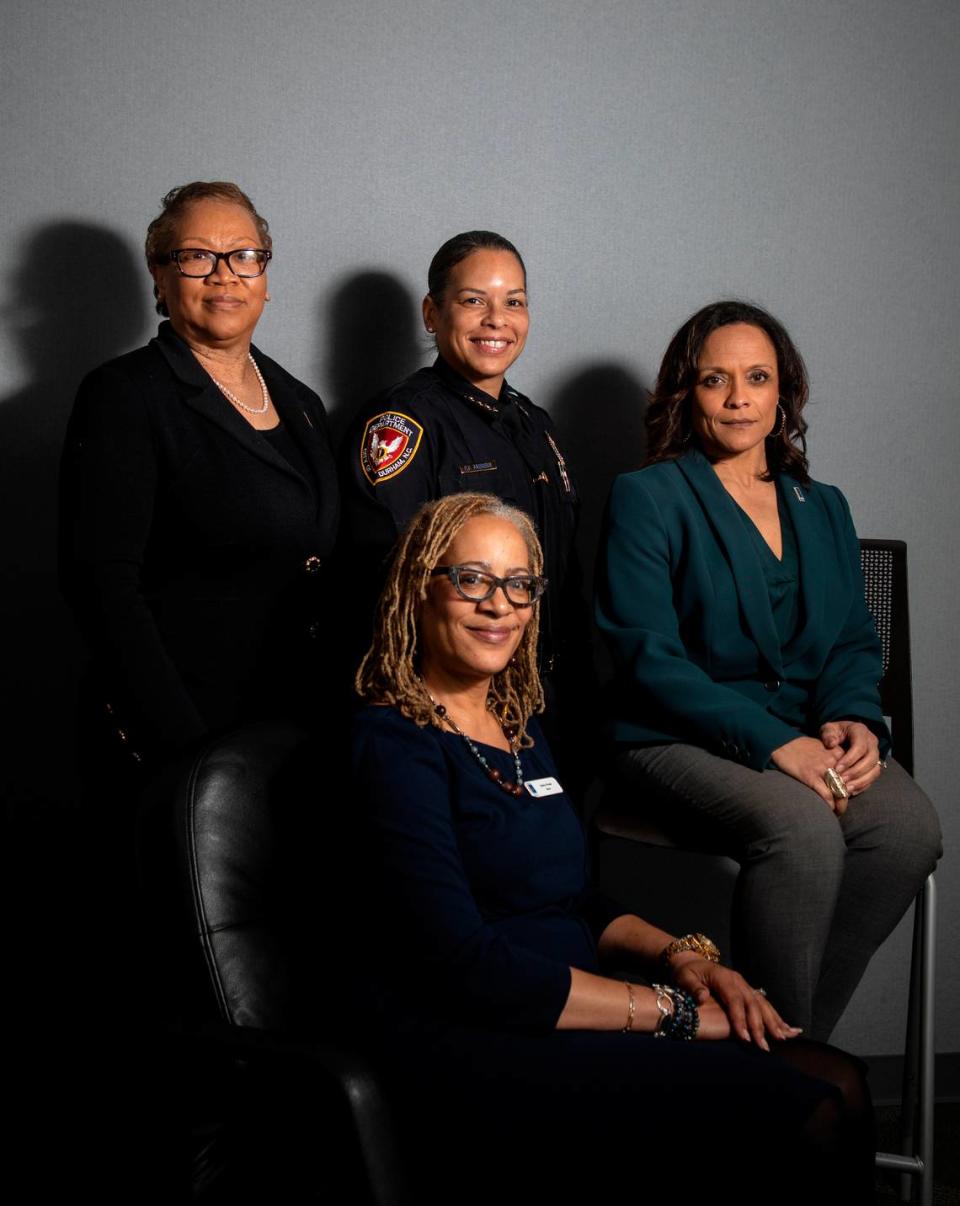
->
433 355 522 416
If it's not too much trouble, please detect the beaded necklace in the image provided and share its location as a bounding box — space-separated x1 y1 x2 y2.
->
427 694 524 798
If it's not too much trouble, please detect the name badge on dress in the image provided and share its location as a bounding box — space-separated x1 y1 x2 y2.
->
524 776 563 798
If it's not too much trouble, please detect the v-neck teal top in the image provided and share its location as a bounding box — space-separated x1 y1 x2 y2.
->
733 491 801 652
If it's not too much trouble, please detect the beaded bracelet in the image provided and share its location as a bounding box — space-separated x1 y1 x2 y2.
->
652 984 700 1041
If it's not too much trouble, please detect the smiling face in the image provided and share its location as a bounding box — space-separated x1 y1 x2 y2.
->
422 248 529 397
692 323 780 464
418 514 533 690
150 197 268 351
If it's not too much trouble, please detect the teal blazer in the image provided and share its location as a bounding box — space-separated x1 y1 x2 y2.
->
596 449 890 771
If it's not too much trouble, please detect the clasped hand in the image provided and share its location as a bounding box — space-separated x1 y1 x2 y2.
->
670 957 801 1050
771 720 881 812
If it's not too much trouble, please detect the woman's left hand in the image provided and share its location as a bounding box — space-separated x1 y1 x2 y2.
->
819 720 883 795
671 957 801 1050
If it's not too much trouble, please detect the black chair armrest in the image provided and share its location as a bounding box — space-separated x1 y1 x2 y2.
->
173 1021 405 1206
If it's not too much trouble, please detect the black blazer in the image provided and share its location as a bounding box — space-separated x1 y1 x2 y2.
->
60 322 339 760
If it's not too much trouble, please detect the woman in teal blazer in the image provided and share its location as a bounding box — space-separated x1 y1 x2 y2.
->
597 301 940 1039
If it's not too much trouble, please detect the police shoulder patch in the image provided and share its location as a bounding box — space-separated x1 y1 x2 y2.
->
360 411 424 486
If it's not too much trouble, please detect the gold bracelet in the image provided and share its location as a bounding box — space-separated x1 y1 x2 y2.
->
660 933 721 967
621 981 636 1032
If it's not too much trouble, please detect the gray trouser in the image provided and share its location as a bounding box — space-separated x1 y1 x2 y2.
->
618 744 942 1040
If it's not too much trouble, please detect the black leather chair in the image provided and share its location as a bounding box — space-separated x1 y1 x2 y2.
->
138 721 404 1205
859 541 936 1205
595 538 936 1205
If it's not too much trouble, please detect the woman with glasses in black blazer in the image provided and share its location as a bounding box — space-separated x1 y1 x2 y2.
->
61 181 339 795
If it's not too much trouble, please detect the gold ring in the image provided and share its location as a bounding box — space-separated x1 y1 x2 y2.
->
824 768 849 800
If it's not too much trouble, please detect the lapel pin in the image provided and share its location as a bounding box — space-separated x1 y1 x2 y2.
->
793 486 805 502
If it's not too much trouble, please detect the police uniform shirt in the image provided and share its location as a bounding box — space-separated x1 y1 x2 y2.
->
340 356 579 660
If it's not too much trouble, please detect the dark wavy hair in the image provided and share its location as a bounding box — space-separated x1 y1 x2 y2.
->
426 230 526 302
645 300 810 482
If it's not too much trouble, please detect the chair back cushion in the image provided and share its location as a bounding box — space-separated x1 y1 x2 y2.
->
859 539 913 773
175 722 319 1031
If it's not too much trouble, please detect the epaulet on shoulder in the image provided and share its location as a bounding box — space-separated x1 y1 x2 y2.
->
504 382 535 408
367 365 435 415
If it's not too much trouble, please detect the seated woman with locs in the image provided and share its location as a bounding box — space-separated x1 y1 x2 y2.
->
352 491 874 1204
597 300 941 1040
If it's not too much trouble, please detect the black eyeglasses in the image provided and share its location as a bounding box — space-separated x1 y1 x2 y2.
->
163 248 272 278
431 565 548 607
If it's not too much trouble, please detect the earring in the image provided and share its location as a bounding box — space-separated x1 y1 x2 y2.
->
265 292 272 301
425 327 435 334
769 402 786 439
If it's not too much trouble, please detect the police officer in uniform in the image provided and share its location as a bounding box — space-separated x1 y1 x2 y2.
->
340 231 583 695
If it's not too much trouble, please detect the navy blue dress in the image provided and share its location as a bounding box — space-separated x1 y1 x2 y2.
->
351 706 843 1202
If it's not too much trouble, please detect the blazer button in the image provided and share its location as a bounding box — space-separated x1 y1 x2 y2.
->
303 555 323 574
763 678 781 692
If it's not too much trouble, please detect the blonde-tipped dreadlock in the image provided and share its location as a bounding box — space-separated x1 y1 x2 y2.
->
355 493 545 746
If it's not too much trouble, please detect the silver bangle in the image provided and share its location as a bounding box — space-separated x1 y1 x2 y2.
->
652 985 674 1038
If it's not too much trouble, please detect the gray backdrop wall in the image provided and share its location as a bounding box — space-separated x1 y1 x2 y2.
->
2 0 957 1058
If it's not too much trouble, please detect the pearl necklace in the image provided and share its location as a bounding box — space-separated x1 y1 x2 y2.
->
424 689 524 797
207 353 270 415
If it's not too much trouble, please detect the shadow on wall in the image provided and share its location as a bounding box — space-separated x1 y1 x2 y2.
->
321 270 423 452
0 222 148 811
550 362 651 601
549 366 740 922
